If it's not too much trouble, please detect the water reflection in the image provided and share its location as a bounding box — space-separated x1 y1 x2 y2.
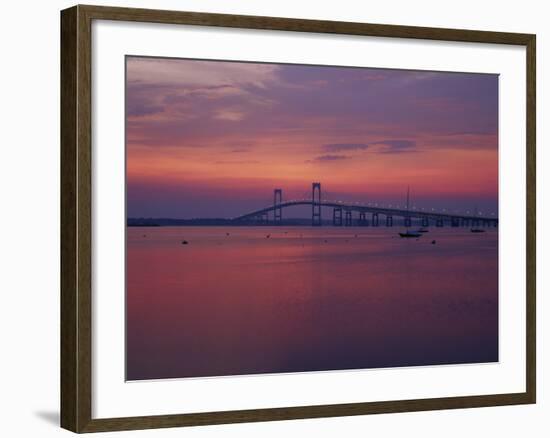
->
126 226 498 380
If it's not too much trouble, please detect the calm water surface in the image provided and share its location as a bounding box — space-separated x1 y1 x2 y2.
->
126 226 498 380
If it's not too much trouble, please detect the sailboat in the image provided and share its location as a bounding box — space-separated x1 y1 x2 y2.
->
399 187 422 238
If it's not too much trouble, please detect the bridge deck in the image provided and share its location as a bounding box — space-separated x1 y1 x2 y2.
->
233 200 497 223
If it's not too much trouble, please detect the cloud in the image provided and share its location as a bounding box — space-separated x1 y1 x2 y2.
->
309 154 350 162
445 130 497 136
370 139 417 154
162 84 245 102
127 57 280 89
214 160 260 165
213 109 246 121
125 58 281 130
322 140 416 155
324 143 370 152
127 103 165 118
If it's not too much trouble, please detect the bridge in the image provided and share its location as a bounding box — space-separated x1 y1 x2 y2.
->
233 183 498 228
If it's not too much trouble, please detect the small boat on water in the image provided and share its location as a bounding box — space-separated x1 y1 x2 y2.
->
416 228 429 233
399 230 423 238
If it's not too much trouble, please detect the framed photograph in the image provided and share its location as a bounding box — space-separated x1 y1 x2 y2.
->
60 5 536 433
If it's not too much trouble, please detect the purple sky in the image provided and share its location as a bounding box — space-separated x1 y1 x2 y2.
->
126 57 499 218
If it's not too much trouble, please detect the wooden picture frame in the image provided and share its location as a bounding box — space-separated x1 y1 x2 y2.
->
61 4 536 433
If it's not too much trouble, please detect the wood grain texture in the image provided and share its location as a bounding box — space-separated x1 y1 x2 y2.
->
60 4 537 433
525 34 536 403
60 5 78 432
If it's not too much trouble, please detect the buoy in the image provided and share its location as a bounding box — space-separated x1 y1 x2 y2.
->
431 240 436 245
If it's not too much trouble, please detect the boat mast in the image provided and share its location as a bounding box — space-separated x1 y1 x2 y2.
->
406 186 410 229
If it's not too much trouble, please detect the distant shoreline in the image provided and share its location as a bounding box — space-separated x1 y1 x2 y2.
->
128 218 332 227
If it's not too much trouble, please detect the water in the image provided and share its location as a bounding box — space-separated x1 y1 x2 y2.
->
126 226 498 380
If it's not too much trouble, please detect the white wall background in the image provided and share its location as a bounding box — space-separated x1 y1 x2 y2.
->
0 0 546 436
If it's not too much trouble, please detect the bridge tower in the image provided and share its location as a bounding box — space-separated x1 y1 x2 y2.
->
312 182 322 226
404 185 412 228
273 189 282 224
345 210 352 226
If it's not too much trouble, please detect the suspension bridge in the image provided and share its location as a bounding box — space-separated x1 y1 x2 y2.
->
233 182 498 227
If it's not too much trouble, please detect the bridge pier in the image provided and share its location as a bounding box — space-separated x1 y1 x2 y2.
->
345 210 352 226
404 217 412 227
333 207 343 226
359 212 368 226
472 219 480 228
436 218 444 227
386 216 393 227
493 220 498 227
372 213 379 227
312 182 322 226
451 217 460 227
461 218 469 227
273 189 282 224
255 213 268 225
421 217 429 227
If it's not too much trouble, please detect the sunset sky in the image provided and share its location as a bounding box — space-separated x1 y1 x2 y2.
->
126 57 498 219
